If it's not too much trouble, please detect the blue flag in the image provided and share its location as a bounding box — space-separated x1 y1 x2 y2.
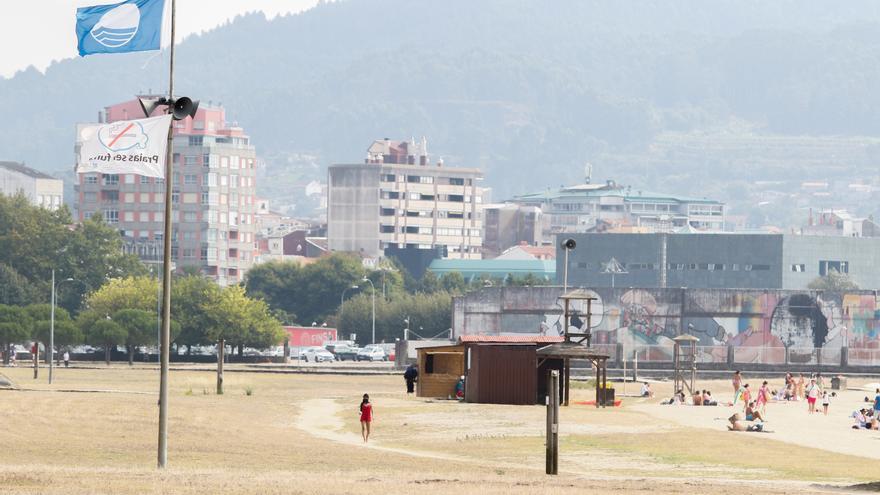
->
76 0 165 56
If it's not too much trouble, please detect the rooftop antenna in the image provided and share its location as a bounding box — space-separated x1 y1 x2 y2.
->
584 162 592 184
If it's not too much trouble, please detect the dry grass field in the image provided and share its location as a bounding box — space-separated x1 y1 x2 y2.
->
0 365 877 494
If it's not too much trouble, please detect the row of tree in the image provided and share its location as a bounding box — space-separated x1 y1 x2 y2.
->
0 275 284 365
0 194 146 313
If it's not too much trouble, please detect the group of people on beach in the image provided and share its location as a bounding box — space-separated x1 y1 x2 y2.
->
732 370 834 418
852 388 880 431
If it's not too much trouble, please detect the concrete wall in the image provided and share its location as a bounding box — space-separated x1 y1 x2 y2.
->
327 164 380 257
782 235 880 290
454 286 880 366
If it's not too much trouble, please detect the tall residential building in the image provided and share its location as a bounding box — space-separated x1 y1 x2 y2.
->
74 97 258 285
0 161 64 210
327 138 484 259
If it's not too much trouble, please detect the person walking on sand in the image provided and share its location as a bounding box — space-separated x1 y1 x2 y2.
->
756 381 770 414
740 384 751 411
63 350 70 368
821 390 831 416
806 378 820 414
796 373 805 401
403 364 418 395
359 393 373 443
732 370 743 395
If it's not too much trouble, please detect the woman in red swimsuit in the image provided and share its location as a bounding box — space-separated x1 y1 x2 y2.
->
359 393 373 443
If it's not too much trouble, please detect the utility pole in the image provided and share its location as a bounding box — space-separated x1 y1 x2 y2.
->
546 370 559 475
216 338 225 395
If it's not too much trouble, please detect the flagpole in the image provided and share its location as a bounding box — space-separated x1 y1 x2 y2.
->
158 0 175 470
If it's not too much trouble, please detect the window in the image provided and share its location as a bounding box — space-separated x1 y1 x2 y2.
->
154 231 163 241
220 175 228 187
124 193 135 203
182 248 196 259
102 190 119 203
124 174 135 184
230 156 240 169
171 192 179 204
184 174 197 185
140 175 151 184
230 175 239 189
425 354 434 373
449 177 464 186
83 174 98 184
791 264 806 272
409 192 420 200
184 155 197 166
83 211 93 220
84 192 97 202
380 207 395 216
104 210 118 224
381 174 396 182
228 248 238 258
447 194 464 202
188 136 203 147
819 260 849 275
139 212 150 222
380 225 395 233
380 191 399 200
102 174 119 186
183 212 197 222
201 192 209 205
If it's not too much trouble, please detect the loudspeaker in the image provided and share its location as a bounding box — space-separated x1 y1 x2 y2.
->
170 97 199 121
561 238 576 250
138 96 167 117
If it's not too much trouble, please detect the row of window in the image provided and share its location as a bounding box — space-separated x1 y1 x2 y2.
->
576 261 771 272
379 190 479 203
94 209 254 226
379 225 481 236
380 174 471 186
377 207 476 220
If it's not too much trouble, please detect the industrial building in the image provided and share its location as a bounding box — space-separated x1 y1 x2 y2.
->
556 232 880 290
327 138 484 260
74 97 258 284
0 161 63 210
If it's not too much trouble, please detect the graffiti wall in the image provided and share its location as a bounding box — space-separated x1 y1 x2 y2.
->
452 287 880 364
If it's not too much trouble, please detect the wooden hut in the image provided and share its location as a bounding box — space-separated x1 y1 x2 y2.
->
416 344 464 399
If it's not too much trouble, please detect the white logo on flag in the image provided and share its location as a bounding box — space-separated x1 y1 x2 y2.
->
77 114 172 179
90 4 140 48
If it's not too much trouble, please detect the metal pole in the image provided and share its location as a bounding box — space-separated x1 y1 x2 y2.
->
363 278 376 344
158 0 176 470
546 370 559 475
563 248 569 292
49 269 55 384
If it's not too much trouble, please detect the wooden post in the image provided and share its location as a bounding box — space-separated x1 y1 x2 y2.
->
594 359 599 408
283 338 290 364
216 338 225 395
546 370 559 475
563 358 570 406
32 343 38 379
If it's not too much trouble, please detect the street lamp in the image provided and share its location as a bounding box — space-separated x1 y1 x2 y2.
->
50 270 83 384
362 277 376 344
340 285 359 334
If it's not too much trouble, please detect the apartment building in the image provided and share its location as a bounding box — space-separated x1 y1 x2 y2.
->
0 161 63 210
74 97 258 285
327 138 483 259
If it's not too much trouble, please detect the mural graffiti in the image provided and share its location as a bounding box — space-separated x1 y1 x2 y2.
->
454 287 880 365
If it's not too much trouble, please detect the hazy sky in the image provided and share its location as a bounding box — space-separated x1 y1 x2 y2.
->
0 0 319 79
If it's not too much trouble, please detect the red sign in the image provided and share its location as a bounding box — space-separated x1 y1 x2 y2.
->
284 326 337 347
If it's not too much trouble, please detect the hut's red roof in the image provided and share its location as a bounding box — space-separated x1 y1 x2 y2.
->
458 335 564 344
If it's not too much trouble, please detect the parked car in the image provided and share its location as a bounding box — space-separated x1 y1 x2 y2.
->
378 343 396 361
302 347 335 363
356 345 387 362
330 344 359 361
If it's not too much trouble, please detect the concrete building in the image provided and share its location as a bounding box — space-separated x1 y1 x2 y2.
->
512 180 725 239
802 209 880 238
75 97 258 284
481 203 545 258
327 138 484 259
557 233 880 290
0 161 63 210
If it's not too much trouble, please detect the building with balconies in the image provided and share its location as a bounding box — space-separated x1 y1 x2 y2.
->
74 97 258 285
0 161 63 210
327 138 484 260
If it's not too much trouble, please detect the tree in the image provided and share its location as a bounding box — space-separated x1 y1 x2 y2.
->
0 305 30 365
807 270 860 291
338 291 452 345
203 285 284 394
85 318 126 365
0 194 145 312
85 276 158 318
440 271 467 294
0 263 38 306
25 303 82 362
113 309 157 365
171 275 221 350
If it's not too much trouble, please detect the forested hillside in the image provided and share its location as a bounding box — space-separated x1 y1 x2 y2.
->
4 0 880 222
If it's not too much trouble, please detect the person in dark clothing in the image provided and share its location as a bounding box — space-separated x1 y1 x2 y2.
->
403 364 418 394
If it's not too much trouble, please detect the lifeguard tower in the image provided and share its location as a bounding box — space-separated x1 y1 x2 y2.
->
672 334 699 396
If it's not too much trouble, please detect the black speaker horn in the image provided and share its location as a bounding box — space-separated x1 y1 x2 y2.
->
562 238 577 250
170 97 200 121
138 96 167 117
